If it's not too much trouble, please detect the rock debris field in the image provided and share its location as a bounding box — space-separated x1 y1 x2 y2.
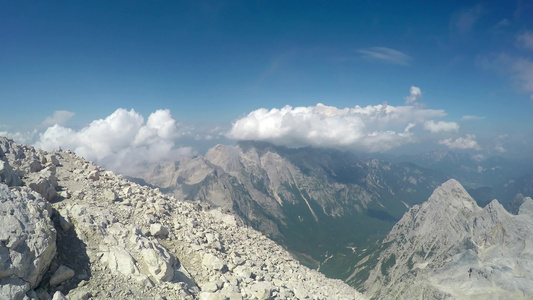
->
0 137 365 300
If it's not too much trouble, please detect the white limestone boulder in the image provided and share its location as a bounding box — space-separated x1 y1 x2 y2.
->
0 184 56 300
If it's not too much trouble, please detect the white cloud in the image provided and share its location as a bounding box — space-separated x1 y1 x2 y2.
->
42 110 75 127
423 120 459 133
33 108 193 175
227 102 450 152
439 134 481 150
357 47 412 65
0 130 39 146
517 31 533 50
461 115 485 120
404 86 422 104
134 109 178 146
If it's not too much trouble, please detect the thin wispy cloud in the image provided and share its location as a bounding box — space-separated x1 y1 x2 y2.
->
516 31 533 50
461 115 485 120
478 52 533 100
451 5 485 36
505 55 533 99
357 47 412 65
42 110 75 127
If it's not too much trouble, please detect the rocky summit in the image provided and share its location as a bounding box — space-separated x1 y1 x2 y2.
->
362 179 533 299
0 137 364 300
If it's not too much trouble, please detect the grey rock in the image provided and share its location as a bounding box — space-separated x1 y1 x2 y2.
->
0 184 56 300
250 282 273 300
140 246 175 282
68 290 91 300
27 169 58 201
150 223 169 238
28 160 43 173
49 155 60 166
200 281 219 292
202 254 225 271
87 170 99 181
0 160 22 186
58 214 73 232
101 246 140 277
103 190 117 201
51 291 67 300
49 265 75 286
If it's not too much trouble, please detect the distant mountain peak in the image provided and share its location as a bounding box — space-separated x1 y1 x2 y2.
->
519 197 533 216
426 178 478 212
364 178 533 299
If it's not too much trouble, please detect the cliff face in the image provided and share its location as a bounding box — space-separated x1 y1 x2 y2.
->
363 179 533 299
0 137 364 300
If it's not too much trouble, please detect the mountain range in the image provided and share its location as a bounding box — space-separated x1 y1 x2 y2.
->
3 136 533 299
136 141 533 290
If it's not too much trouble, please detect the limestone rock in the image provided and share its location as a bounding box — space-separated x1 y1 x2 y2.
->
49 154 60 166
49 265 75 286
101 246 140 277
0 160 22 186
51 291 67 300
201 281 219 292
250 281 273 300
87 170 99 181
140 246 175 282
202 253 225 271
0 184 56 300
104 190 117 201
27 169 58 201
58 214 73 232
150 223 169 238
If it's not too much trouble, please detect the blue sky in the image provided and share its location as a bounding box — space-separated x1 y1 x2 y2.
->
1 1 533 171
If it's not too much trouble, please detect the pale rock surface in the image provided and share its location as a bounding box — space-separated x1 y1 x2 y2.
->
150 223 169 238
0 160 22 186
51 291 67 300
27 168 59 201
202 253 225 271
0 184 56 300
49 265 75 286
363 179 533 299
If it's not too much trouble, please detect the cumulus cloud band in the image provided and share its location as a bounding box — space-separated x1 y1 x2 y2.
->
227 102 457 152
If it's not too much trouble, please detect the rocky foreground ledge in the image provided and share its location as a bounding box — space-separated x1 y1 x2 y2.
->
0 137 365 300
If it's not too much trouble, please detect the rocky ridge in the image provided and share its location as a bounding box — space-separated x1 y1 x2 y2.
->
362 179 533 299
0 137 364 300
